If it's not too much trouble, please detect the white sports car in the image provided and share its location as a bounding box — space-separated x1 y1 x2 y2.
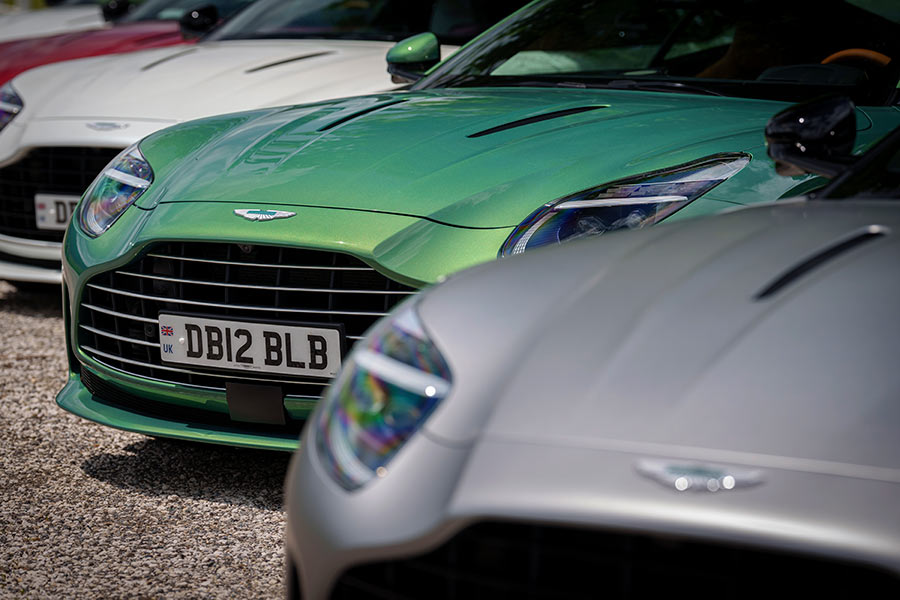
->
0 0 523 283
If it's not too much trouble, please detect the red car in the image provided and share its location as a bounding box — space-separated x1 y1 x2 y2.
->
0 0 254 87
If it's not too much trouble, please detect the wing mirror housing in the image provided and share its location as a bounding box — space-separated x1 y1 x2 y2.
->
179 4 220 39
102 0 132 22
765 96 857 178
386 32 440 85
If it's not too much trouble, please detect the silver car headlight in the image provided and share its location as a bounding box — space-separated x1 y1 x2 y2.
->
315 301 452 491
499 153 750 256
79 143 154 237
0 83 23 132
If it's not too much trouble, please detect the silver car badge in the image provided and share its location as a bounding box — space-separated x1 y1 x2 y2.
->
234 209 296 222
86 122 129 131
636 459 763 493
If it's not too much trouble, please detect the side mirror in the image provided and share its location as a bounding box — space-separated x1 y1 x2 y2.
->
386 32 440 85
102 0 132 22
765 96 857 179
179 4 220 39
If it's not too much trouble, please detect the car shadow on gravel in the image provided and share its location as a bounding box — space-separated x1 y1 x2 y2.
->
0 281 62 317
81 438 292 511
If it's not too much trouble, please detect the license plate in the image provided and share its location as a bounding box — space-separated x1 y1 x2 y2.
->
158 313 342 378
35 194 80 231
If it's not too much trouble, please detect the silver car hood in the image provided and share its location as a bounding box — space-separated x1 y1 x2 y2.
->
420 198 900 483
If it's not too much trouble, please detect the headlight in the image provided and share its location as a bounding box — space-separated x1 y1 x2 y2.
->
315 301 451 491
79 143 153 237
499 153 750 256
0 83 23 132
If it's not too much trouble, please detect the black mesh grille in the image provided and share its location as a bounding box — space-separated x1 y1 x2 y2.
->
77 242 416 399
0 147 120 242
333 522 900 599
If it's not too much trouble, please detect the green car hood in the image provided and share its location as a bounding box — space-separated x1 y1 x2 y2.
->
138 88 849 228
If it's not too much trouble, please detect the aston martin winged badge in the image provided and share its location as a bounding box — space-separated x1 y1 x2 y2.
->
234 209 296 222
636 459 763 493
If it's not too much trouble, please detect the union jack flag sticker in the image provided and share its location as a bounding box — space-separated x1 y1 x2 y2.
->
161 326 174 337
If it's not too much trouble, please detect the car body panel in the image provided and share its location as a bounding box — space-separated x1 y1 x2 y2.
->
0 21 190 87
286 198 900 597
125 90 896 229
6 39 418 123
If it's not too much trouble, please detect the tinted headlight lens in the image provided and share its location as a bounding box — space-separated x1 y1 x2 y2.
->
316 302 451 491
79 143 153 237
0 83 23 132
500 153 750 256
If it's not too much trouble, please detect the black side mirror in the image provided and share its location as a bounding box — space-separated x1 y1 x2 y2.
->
102 0 132 22
765 96 857 179
179 4 220 39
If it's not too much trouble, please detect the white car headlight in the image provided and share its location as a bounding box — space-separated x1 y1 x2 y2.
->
315 301 451 491
79 143 154 237
0 83 23 132
499 153 750 256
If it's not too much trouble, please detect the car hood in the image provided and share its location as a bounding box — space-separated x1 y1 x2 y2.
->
14 38 410 123
137 88 797 228
419 199 900 482
0 21 186 87
0 6 103 43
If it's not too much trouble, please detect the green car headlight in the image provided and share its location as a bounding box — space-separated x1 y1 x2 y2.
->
499 153 750 256
79 143 154 237
0 83 23 132
316 301 452 491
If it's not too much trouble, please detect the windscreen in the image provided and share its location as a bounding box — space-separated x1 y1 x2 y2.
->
206 0 526 45
120 0 255 23
418 0 900 104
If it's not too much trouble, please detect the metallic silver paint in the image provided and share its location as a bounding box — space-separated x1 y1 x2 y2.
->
286 198 900 597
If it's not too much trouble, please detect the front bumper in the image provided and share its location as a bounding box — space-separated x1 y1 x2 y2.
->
286 428 900 598
0 232 62 283
58 201 510 449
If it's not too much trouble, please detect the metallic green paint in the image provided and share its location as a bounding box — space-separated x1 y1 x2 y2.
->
136 89 899 228
58 87 900 449
386 32 440 66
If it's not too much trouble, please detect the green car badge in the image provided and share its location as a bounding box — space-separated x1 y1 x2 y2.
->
57 0 900 449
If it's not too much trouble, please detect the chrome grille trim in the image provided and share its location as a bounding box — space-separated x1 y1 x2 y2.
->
146 253 374 271
76 242 415 401
80 325 158 348
86 284 397 317
81 303 159 324
114 271 411 295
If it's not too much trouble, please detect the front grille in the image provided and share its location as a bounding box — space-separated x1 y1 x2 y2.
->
333 522 900 599
0 147 120 242
77 242 416 399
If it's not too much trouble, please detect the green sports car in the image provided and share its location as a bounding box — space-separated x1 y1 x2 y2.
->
57 0 900 450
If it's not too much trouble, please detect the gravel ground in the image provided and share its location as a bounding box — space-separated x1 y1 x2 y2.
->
0 281 290 599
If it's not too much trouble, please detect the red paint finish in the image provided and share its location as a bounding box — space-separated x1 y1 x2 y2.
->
0 22 191 86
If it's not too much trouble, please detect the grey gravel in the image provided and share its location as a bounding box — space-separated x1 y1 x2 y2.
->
0 281 290 599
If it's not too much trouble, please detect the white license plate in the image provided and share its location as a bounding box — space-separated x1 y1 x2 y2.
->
34 193 80 231
158 313 342 378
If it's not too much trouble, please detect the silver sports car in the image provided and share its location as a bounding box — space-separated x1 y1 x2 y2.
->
284 98 900 598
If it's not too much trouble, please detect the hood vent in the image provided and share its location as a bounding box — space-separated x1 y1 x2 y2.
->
317 99 409 132
754 225 888 300
245 51 334 74
141 48 198 71
468 105 607 139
